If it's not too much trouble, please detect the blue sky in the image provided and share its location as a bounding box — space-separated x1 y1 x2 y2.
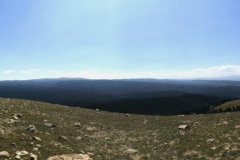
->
1 0 240 80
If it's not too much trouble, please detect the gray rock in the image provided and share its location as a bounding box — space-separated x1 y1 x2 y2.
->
125 149 138 154
43 123 56 127
27 125 36 133
36 144 42 147
207 139 215 143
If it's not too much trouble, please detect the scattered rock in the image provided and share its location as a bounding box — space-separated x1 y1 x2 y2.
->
15 113 22 118
179 130 185 135
33 148 38 152
11 143 17 147
6 119 20 124
74 122 81 127
86 127 96 131
0 151 9 158
80 150 85 154
222 121 228 125
59 135 67 141
30 153 38 160
0 129 4 134
27 125 36 133
207 139 215 143
178 125 189 130
125 114 130 117
43 123 56 127
33 136 41 141
16 150 29 156
225 147 230 150
125 149 138 154
15 155 21 159
76 136 82 141
87 152 94 156
47 154 93 160
12 115 19 120
36 144 41 147
235 125 240 129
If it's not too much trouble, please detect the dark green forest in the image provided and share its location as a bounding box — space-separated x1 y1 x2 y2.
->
0 78 239 115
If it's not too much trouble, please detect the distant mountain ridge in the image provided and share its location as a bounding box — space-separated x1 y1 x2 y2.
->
0 78 239 115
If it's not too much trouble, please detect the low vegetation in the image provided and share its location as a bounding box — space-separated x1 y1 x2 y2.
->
1 98 240 159
211 99 240 113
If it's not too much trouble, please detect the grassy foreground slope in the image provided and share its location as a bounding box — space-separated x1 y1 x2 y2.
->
1 98 240 159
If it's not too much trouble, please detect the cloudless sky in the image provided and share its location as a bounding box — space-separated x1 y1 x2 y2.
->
1 0 240 80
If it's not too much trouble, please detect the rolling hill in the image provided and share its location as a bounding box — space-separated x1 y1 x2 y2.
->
0 78 239 115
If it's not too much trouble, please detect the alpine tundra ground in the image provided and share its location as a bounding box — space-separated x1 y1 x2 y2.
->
1 98 240 159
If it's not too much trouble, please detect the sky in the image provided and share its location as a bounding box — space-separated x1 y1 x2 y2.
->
1 0 240 80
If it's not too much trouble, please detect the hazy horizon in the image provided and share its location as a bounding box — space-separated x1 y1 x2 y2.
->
1 1 240 80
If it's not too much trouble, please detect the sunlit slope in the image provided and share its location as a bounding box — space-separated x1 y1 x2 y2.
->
1 98 240 159
212 99 240 112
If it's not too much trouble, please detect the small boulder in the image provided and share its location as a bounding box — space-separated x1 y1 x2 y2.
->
59 135 67 141
207 139 215 143
27 125 36 133
235 125 240 129
12 116 19 120
125 114 130 117
125 149 138 154
0 129 4 134
36 144 42 147
30 153 38 160
178 125 189 130
211 147 216 150
43 123 56 127
76 136 82 141
0 151 9 158
33 136 41 141
15 155 21 159
222 121 228 125
16 150 28 156
74 122 81 127
15 113 22 118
